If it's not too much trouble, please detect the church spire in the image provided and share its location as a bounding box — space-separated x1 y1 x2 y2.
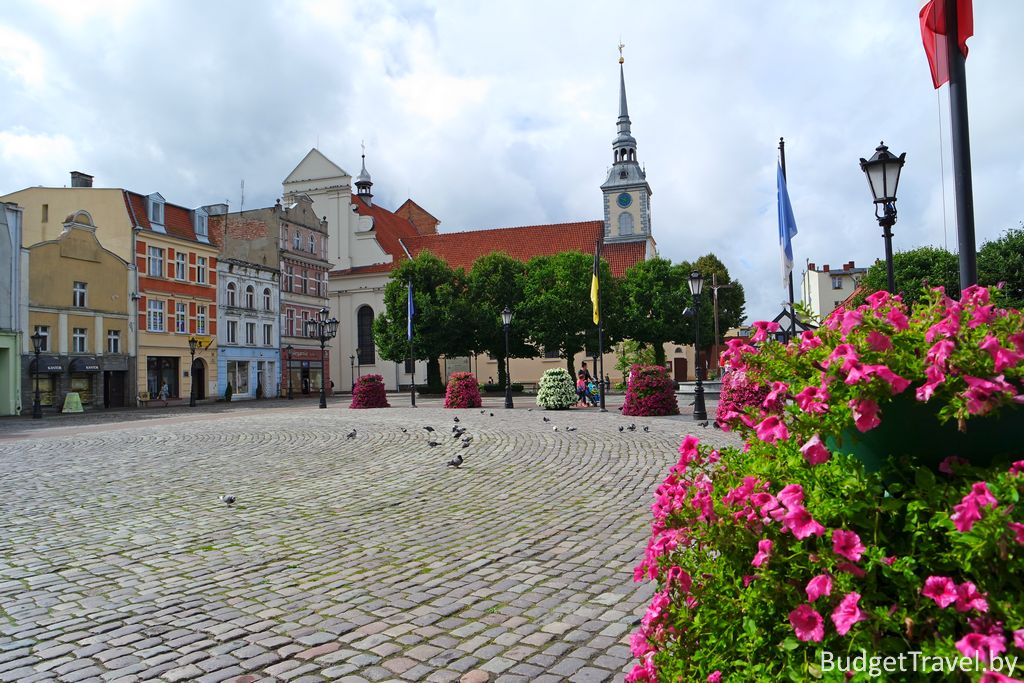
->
354 140 373 205
613 44 637 166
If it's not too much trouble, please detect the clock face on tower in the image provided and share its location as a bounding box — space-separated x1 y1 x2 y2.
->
616 192 632 208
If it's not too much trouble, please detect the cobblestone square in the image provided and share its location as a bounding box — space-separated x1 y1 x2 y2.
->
0 399 738 682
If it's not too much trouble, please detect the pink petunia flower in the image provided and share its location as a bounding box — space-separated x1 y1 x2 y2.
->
1008 522 1024 545
978 671 1024 683
831 592 868 636
743 575 757 587
835 562 866 578
707 672 722 683
916 364 947 402
805 574 832 602
979 334 1024 373
750 320 780 343
751 539 773 568
799 330 823 352
886 307 909 331
755 415 789 444
782 506 826 539
849 398 881 432
953 482 998 532
665 566 693 594
840 309 864 336
800 434 831 466
1011 461 1024 476
955 581 989 613
865 330 893 352
922 576 958 608
1014 629 1024 650
956 632 1005 663
789 604 825 642
882 556 896 566
794 385 830 414
865 290 890 309
832 529 866 562
777 484 804 510
939 455 969 475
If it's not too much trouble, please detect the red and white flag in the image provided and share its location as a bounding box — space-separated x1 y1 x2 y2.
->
920 0 973 89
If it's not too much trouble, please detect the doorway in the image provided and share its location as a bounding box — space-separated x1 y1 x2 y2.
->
192 359 206 400
673 358 688 382
103 371 126 408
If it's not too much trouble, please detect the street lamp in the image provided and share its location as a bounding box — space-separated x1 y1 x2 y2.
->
349 354 355 390
501 306 514 409
285 344 294 399
859 141 906 294
30 331 43 419
355 348 362 383
688 270 707 422
188 336 199 407
304 307 339 409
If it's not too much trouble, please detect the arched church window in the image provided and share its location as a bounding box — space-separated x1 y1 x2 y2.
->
619 212 634 235
357 306 375 365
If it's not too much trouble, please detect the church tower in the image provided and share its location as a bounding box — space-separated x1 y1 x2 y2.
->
601 47 652 242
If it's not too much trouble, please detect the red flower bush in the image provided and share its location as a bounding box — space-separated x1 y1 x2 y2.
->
350 374 389 409
623 364 680 416
715 368 770 426
444 372 482 409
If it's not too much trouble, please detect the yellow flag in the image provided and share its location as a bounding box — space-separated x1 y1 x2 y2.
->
591 241 601 324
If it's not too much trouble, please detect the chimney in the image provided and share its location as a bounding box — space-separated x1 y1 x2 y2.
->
70 171 93 188
843 262 851 271
808 262 816 271
822 264 830 272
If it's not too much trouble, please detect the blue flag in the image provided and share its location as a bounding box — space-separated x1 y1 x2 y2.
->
407 280 414 341
777 162 798 288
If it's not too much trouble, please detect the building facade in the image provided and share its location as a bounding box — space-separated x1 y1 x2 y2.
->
23 210 133 412
801 260 867 320
1 203 25 415
214 258 280 400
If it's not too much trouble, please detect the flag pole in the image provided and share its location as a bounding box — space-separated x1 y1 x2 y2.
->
945 0 977 288
779 137 797 340
596 238 606 412
408 279 416 407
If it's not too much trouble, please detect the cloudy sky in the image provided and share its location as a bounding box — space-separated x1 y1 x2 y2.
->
2 1 1021 322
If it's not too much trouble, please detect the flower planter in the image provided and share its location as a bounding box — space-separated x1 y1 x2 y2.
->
829 395 1024 472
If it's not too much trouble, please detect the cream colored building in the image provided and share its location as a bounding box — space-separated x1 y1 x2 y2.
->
801 260 867 320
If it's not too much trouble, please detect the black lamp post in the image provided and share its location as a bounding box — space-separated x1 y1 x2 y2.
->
304 307 339 409
349 354 355 390
501 306 513 409
859 142 906 294
188 336 199 407
30 331 43 419
285 344 294 399
355 348 362 383
688 270 707 422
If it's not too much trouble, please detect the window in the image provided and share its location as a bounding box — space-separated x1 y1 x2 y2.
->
544 346 561 359
73 281 87 308
293 232 301 250
33 325 49 352
42 204 48 223
357 306 374 364
227 320 237 344
245 322 255 345
618 212 634 235
148 196 164 225
286 309 294 336
309 234 316 253
195 212 208 239
831 276 844 290
301 310 309 336
244 285 255 309
263 288 272 310
285 266 293 292
263 323 273 346
226 282 237 307
176 253 187 280
107 330 121 354
72 327 87 353
196 256 207 284
147 246 164 277
227 360 250 394
196 306 207 335
281 228 288 248
301 270 307 294
147 300 165 332
175 302 187 333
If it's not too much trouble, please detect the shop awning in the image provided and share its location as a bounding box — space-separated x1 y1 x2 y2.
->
32 355 64 373
69 356 101 372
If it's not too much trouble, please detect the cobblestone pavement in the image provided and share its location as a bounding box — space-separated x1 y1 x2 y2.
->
0 400 740 682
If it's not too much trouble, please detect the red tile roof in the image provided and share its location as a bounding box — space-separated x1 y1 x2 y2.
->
123 191 207 244
329 200 648 279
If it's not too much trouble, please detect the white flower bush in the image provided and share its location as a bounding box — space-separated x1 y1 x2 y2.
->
536 368 577 410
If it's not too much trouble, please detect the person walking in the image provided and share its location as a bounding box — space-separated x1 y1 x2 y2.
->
159 380 170 407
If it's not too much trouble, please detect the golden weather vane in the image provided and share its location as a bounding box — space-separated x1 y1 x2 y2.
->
618 41 625 64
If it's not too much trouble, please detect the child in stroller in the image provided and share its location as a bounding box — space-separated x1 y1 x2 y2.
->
585 379 600 406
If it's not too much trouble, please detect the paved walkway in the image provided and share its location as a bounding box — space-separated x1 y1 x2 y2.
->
0 400 736 682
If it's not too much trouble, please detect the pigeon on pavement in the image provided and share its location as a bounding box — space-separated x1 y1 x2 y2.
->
220 495 236 506
461 441 470 449
400 427 407 433
642 425 649 432
489 412 494 417
566 427 577 432
713 422 721 430
453 416 460 423
698 421 709 428
461 435 473 444
427 440 439 447
346 429 357 439
627 424 637 431
447 454 463 468
618 426 624 432
553 426 559 432
423 426 435 433
543 417 550 422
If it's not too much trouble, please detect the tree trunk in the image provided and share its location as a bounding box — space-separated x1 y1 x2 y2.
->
427 357 443 391
653 342 666 366
565 356 576 379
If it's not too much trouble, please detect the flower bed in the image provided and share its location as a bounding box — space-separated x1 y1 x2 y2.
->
628 286 1024 682
445 372 482 409
350 374 389 409
536 368 577 410
623 364 680 416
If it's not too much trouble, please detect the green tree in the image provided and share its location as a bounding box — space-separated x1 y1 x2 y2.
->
675 255 746 375
618 257 688 365
520 251 614 378
373 251 471 391
466 252 535 386
978 226 1024 309
858 246 960 307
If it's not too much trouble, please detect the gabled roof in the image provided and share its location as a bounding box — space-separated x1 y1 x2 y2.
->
352 194 421 260
123 191 205 244
283 148 350 184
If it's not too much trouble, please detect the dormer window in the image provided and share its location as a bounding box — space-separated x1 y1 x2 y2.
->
147 193 165 232
194 208 209 242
